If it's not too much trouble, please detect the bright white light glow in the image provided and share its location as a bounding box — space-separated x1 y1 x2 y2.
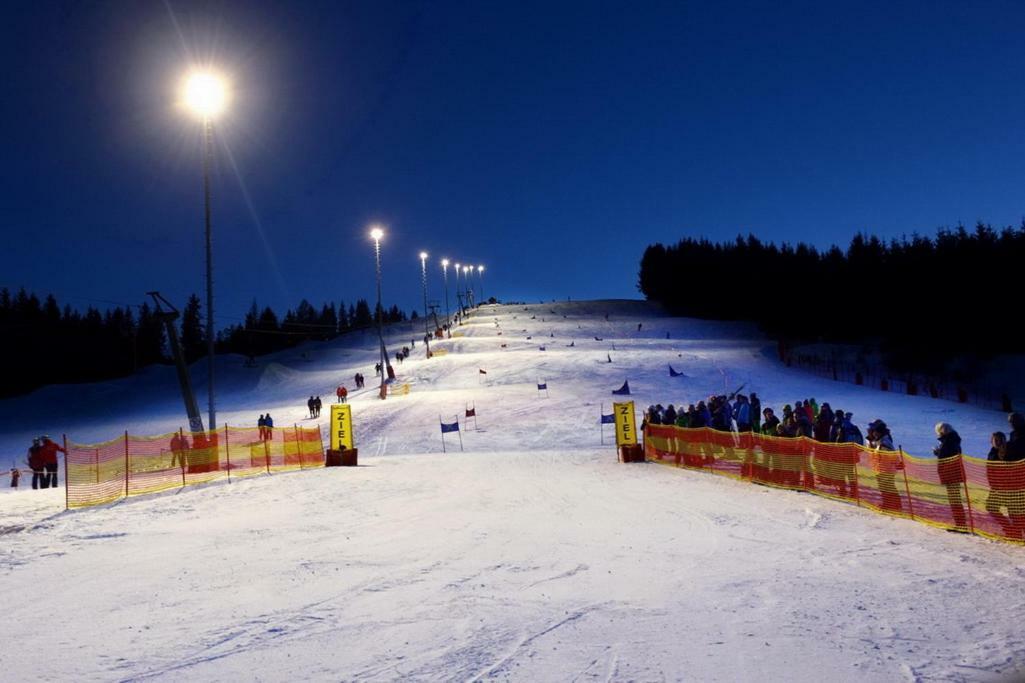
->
441 259 449 267
182 71 229 120
420 251 428 260
478 265 483 273
370 227 384 241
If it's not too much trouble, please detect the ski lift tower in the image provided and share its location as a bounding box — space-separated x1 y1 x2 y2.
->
148 291 205 433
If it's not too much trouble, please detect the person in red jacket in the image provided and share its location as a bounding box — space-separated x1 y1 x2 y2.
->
38 436 65 489
27 438 45 489
336 385 348 403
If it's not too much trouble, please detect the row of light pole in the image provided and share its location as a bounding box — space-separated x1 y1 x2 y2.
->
177 67 490 408
366 226 488 400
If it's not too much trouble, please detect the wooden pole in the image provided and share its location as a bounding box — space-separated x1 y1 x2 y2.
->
224 423 231 483
180 428 186 488
124 430 130 498
63 434 69 510
899 447 914 520
295 424 304 470
959 454 975 534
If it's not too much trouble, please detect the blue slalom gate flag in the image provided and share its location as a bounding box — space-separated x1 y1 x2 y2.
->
611 380 631 396
537 382 547 391
440 421 460 434
669 365 684 377
600 413 615 424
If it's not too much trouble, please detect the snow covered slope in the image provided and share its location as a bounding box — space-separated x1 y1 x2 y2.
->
1 300 1022 681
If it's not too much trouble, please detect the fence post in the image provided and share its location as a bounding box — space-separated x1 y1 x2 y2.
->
898 448 914 520
180 428 186 488
852 445 861 507
95 448 100 484
959 454 975 534
124 430 130 498
63 434 69 511
224 423 231 483
295 425 304 470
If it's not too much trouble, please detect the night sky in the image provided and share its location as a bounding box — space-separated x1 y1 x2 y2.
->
2 0 1024 322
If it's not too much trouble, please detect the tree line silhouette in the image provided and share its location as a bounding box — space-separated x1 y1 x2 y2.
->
638 221 1025 377
0 289 415 398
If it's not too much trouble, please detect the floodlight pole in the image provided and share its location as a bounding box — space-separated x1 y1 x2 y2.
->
203 118 216 433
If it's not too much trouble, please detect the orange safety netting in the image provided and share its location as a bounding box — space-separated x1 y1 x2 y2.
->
65 424 325 509
643 425 1025 544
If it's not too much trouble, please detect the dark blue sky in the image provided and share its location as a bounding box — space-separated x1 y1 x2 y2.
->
2 0 1024 323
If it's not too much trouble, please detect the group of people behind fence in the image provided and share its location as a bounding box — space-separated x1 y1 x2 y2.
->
643 396 1025 537
12 435 66 489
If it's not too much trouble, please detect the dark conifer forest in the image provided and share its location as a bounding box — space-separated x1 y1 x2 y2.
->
0 290 413 398
638 222 1025 374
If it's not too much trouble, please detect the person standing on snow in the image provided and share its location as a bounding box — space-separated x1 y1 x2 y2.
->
749 393 761 432
27 438 44 489
38 436 65 489
307 396 315 419
933 422 969 531
10 465 20 488
263 414 274 441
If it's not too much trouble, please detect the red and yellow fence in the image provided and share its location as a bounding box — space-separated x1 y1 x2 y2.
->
644 425 1025 545
65 425 325 509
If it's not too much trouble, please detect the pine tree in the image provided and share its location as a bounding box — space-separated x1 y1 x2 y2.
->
181 294 205 364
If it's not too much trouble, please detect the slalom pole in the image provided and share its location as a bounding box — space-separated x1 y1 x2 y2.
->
899 447 914 519
224 424 232 483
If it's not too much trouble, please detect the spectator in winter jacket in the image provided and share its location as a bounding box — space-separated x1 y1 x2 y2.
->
836 413 864 445
813 407 833 442
337 386 348 403
690 403 708 428
794 411 813 439
170 432 189 469
868 420 902 512
1005 412 1025 462
263 414 274 441
829 409 845 443
985 431 1024 539
27 438 44 489
10 466 20 488
38 436 65 488
734 395 752 432
933 422 969 531
677 407 693 428
809 398 819 418
663 404 677 427
257 414 267 441
315 396 323 417
307 396 315 418
749 393 761 432
761 408 780 435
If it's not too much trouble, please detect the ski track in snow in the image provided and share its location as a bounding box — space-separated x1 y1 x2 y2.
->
1 300 1024 682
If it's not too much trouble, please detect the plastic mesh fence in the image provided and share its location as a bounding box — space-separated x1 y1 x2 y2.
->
66 424 325 509
643 425 1025 544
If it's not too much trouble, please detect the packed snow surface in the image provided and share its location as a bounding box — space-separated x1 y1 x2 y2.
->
1 300 1023 682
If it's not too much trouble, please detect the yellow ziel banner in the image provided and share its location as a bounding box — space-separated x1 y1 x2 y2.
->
330 403 354 451
613 401 637 446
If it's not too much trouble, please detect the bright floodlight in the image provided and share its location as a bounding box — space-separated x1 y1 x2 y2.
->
441 258 449 267
370 227 384 240
420 251 428 260
183 71 228 120
478 265 483 272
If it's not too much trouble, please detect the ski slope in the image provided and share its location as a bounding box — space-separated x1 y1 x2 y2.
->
1 300 1023 682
